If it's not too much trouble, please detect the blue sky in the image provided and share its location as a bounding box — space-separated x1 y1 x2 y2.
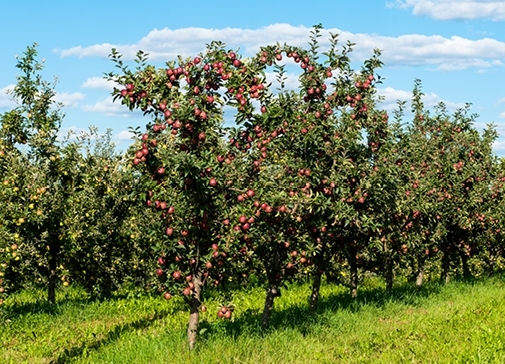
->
1 0 505 153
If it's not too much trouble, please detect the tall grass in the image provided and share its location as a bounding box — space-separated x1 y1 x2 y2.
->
2 276 505 363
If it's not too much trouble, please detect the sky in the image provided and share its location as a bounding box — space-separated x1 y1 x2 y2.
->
1 0 505 154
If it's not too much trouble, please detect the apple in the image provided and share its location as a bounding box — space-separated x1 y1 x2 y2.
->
209 178 217 187
173 271 181 280
164 292 172 300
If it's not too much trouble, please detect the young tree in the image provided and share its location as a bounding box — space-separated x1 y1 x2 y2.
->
0 44 84 303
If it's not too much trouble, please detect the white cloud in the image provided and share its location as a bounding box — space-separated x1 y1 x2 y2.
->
82 96 138 117
114 129 135 141
1 86 84 109
57 126 88 142
390 0 505 21
0 84 16 109
81 76 117 90
498 97 505 104
499 111 505 118
54 92 86 108
377 86 466 112
265 71 301 91
493 138 505 154
54 24 505 72
56 24 310 61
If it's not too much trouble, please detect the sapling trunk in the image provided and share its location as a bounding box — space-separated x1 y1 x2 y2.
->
309 269 322 313
102 273 112 299
47 241 60 304
309 242 325 313
349 252 358 299
187 272 203 350
261 284 280 328
441 249 451 284
385 255 394 293
488 247 496 276
415 255 426 287
459 251 472 280
48 256 57 304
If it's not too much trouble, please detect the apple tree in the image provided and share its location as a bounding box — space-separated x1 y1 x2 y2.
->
106 43 273 348
63 128 160 297
0 44 86 304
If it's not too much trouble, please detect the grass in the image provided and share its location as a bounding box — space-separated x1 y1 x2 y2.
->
2 276 505 363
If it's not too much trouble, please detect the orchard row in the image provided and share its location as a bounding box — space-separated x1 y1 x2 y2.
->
1 27 504 349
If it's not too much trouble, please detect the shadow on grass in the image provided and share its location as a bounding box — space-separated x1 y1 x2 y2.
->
199 279 450 341
2 296 92 319
7 274 498 362
49 308 172 364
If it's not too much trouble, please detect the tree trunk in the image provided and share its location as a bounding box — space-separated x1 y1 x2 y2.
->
309 269 322 313
349 252 358 299
47 243 60 304
488 247 496 276
261 284 280 328
102 273 112 298
459 251 472 280
415 255 425 287
385 255 393 293
187 273 202 350
441 249 451 284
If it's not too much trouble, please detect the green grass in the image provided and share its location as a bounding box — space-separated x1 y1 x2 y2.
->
2 276 505 363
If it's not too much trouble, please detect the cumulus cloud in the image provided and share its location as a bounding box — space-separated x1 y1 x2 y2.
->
265 71 301 91
55 24 311 60
1 86 84 109
82 96 142 118
54 24 505 72
493 138 505 154
377 86 466 112
0 84 17 108
81 76 117 90
54 92 86 108
114 129 135 141
389 0 505 21
56 126 89 142
499 111 505 118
